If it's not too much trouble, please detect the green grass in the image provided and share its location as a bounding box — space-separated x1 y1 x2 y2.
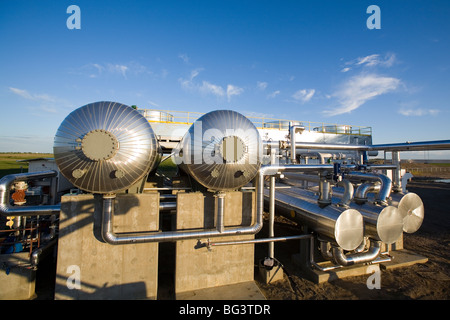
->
0 153 53 179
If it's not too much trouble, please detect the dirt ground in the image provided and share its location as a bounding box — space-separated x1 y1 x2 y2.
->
254 178 450 300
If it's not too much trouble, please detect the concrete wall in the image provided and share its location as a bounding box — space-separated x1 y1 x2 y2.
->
0 252 36 300
55 193 159 300
175 191 256 295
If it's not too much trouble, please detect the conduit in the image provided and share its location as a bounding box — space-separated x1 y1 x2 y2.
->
101 164 355 245
0 171 61 217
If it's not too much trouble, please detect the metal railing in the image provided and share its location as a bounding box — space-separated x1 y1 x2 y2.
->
137 108 372 136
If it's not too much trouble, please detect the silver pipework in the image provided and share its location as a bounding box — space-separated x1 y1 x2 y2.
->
265 187 364 251
354 182 381 204
214 191 226 233
331 240 381 266
102 164 353 245
336 179 354 208
0 171 61 217
346 172 392 205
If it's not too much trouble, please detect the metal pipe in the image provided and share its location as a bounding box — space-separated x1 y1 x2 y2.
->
159 202 177 211
336 179 354 208
102 164 345 245
206 234 312 247
0 171 61 217
30 238 58 267
346 172 392 205
215 192 225 233
268 170 275 258
264 139 450 152
354 182 381 204
289 125 305 163
331 240 381 266
265 186 364 251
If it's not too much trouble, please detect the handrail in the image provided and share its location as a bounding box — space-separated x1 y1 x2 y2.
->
136 108 372 136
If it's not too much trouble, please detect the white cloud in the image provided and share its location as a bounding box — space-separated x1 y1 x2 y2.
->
267 90 280 99
107 64 129 79
292 89 315 103
9 87 57 103
398 108 440 116
79 62 151 79
178 53 189 63
343 53 396 72
227 84 244 101
200 81 225 97
323 74 400 116
257 81 268 90
179 69 243 100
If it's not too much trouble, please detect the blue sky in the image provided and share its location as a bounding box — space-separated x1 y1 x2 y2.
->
1 0 449 159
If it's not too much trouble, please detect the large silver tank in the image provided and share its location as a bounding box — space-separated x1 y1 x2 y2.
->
53 101 161 194
173 110 262 191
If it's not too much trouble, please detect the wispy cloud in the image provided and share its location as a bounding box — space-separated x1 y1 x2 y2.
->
398 108 440 116
323 74 400 116
227 84 244 101
78 61 151 79
179 69 243 101
9 87 58 104
257 81 268 90
199 81 225 97
8 87 71 114
267 90 280 99
342 53 396 72
178 53 190 63
292 89 315 103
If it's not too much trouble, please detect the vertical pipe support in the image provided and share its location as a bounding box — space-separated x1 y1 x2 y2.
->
215 191 226 233
392 151 402 192
268 150 276 258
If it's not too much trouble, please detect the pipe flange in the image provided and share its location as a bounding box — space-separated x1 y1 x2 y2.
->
81 129 119 161
218 136 246 163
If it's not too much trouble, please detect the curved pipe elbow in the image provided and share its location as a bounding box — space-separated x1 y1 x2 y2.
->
331 240 381 266
0 170 60 217
347 172 392 204
336 179 354 207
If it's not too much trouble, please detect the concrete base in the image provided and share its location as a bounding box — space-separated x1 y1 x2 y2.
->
380 249 428 270
176 281 266 300
55 193 159 300
175 191 256 295
0 252 36 300
257 259 284 284
293 249 429 284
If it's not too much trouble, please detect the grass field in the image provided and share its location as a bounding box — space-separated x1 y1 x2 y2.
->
0 153 53 178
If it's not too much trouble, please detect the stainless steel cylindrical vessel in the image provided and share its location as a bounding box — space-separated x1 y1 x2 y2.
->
265 187 364 251
173 110 262 191
54 101 161 194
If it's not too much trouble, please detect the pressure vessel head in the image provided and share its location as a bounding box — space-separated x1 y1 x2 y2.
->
54 101 161 194
173 110 262 191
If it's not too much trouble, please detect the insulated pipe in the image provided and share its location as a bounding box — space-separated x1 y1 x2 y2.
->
0 171 61 217
264 187 364 251
336 179 354 208
289 125 305 163
264 139 450 152
331 240 381 266
101 164 349 245
31 238 58 267
215 192 225 233
268 149 276 258
346 172 392 205
354 182 381 204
